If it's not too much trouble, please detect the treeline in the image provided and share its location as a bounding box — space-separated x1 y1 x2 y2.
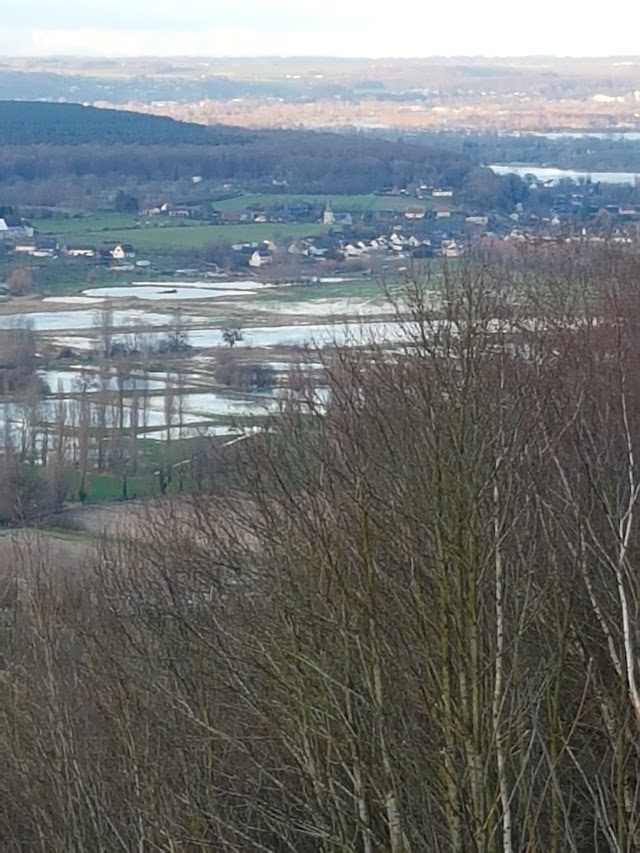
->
5 248 640 849
408 129 640 173
0 102 475 198
0 101 252 146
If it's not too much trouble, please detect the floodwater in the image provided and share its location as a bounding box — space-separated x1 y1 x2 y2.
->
266 361 323 372
43 296 105 305
82 285 252 301
46 319 412 352
145 391 276 418
518 132 640 141
266 299 395 317
187 320 408 349
0 310 174 332
489 163 640 185
41 369 167 395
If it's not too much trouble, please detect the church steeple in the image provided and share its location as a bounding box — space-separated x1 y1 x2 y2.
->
323 199 335 225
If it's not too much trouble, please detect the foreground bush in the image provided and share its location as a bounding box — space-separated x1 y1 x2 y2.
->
3 250 640 851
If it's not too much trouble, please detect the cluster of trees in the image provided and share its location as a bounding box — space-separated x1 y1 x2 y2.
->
0 353 194 517
0 102 476 201
5 248 640 848
215 348 276 391
0 101 251 146
0 307 197 519
449 131 640 173
0 326 40 395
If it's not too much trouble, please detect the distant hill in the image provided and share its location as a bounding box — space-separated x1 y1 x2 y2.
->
0 100 252 146
0 100 478 197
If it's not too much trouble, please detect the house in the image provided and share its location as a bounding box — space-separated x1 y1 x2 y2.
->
145 202 171 216
436 210 451 219
14 239 37 254
465 215 489 226
405 206 426 220
411 244 434 259
0 215 34 240
31 237 59 258
65 244 96 258
111 244 136 261
278 201 314 222
249 247 273 268
168 208 191 218
442 240 461 258
308 245 328 258
334 212 353 227
432 189 454 198
288 240 308 256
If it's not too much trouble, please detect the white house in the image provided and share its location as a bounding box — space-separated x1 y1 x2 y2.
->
442 240 461 258
405 206 426 220
249 249 272 268
111 244 136 260
65 244 96 258
0 216 34 240
14 239 36 254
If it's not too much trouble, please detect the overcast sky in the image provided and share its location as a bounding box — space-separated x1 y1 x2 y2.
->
1 0 639 57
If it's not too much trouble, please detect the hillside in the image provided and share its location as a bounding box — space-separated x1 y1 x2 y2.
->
0 101 476 197
0 100 252 146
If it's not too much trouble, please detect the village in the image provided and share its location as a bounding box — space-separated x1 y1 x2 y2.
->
2 172 640 296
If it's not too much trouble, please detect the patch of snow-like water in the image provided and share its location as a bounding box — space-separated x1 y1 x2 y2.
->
187 320 409 350
265 361 323 372
264 299 395 317
42 296 105 305
0 310 172 332
82 286 252 301
144 392 276 418
41 369 166 395
139 424 263 442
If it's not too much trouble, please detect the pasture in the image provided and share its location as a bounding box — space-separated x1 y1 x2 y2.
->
37 216 330 251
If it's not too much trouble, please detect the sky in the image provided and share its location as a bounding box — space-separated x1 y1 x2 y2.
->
1 0 640 58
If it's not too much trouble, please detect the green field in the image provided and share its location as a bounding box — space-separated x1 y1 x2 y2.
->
37 216 330 251
66 436 209 503
212 193 417 213
40 213 142 235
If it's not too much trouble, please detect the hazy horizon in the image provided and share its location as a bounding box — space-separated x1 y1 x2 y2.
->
1 0 639 59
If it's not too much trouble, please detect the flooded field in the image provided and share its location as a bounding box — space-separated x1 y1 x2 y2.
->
0 309 175 332
187 319 407 349
0 274 416 459
83 285 255 301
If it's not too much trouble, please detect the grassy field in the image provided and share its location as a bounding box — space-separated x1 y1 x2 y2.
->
0 255 176 297
212 193 418 213
37 216 330 251
39 213 142 235
100 222 329 250
66 436 205 503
